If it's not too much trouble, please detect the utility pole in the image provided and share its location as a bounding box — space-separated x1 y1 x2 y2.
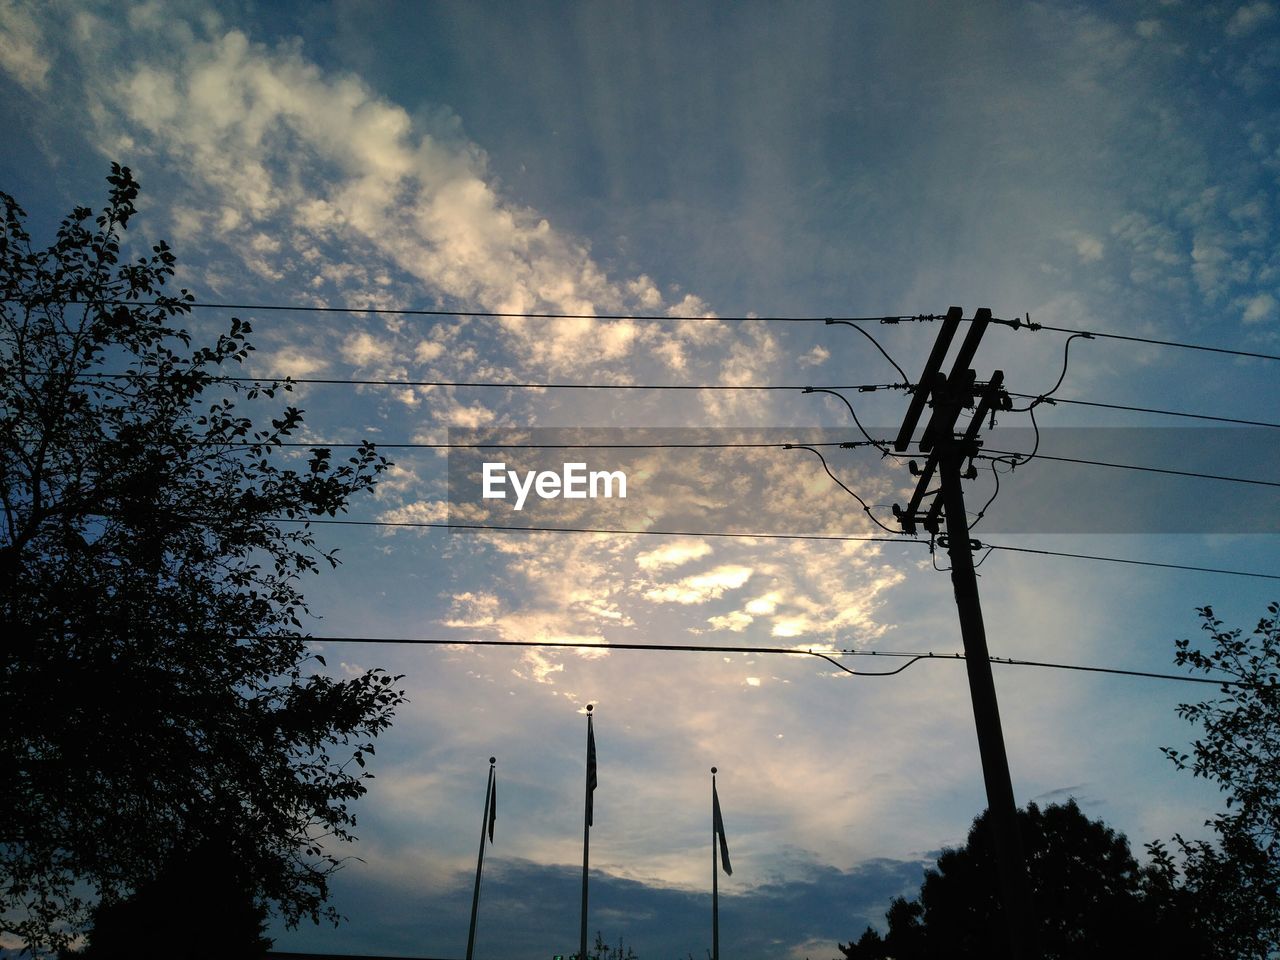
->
892 307 1037 960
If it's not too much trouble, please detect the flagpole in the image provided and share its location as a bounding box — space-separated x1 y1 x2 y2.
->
466 757 496 960
579 705 594 960
711 766 719 960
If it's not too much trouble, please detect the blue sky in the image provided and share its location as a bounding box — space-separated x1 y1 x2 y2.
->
2 1 1278 957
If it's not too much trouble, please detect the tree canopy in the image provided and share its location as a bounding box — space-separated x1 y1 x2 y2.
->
0 165 406 950
838 800 1214 960
63 838 273 959
1149 601 1280 957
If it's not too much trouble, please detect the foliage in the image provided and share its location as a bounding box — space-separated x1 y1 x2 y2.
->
0 165 405 950
1151 602 1280 958
838 800 1213 960
60 839 273 959
569 931 640 960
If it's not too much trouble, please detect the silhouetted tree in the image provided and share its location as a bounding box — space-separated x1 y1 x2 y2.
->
0 165 406 951
61 838 272 959
838 800 1213 960
1149 602 1280 958
570 931 639 960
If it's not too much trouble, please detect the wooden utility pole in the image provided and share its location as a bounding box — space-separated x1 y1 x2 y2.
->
892 307 1037 960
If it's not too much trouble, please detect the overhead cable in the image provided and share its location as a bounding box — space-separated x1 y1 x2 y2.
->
888 312 1280 362
279 518 1280 581
289 635 1241 686
40 297 932 324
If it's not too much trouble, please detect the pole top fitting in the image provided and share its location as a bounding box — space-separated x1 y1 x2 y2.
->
711 766 718 775
586 703 594 713
489 756 496 765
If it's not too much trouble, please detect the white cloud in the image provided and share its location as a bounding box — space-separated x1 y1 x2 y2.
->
635 539 713 571
1226 2 1274 36
444 402 496 429
66 20 730 379
745 591 782 615
1242 291 1277 323
377 499 449 524
414 339 445 363
707 610 753 632
342 331 394 367
1072 232 1104 263
262 345 329 378
643 564 754 604
798 344 830 367
443 591 502 629
0 0 51 91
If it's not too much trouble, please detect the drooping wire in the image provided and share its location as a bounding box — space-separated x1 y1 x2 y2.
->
802 387 892 455
998 404 1041 468
823 320 911 383
784 444 902 535
969 458 1004 531
1008 333 1093 412
291 635 1244 685
929 533 951 573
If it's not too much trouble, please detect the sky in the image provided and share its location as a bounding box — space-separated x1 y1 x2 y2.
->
2 1 1279 957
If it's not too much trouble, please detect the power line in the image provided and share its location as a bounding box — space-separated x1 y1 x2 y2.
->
244 436 1278 490
31 296 1280 372
54 297 931 324
823 320 911 383
290 635 1240 686
976 449 1280 489
285 517 918 546
785 444 900 534
983 543 1279 581
78 373 1280 430
282 517 1280 581
1009 394 1280 429
50 298 1280 360
889 313 1280 362
80 372 906 392
1020 319 1280 363
273 440 879 450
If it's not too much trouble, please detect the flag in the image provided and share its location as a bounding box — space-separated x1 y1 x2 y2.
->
487 770 497 844
586 713 598 827
713 779 732 875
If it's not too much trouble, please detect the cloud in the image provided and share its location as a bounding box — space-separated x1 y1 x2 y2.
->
342 331 394 367
52 17 747 387
798 344 830 367
443 402 497 429
261 344 330 378
643 564 754 604
376 499 449 525
0 0 51 91
270 854 931 960
707 610 753 632
634 539 713 571
1241 291 1277 323
1070 231 1104 263
1226 2 1274 36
